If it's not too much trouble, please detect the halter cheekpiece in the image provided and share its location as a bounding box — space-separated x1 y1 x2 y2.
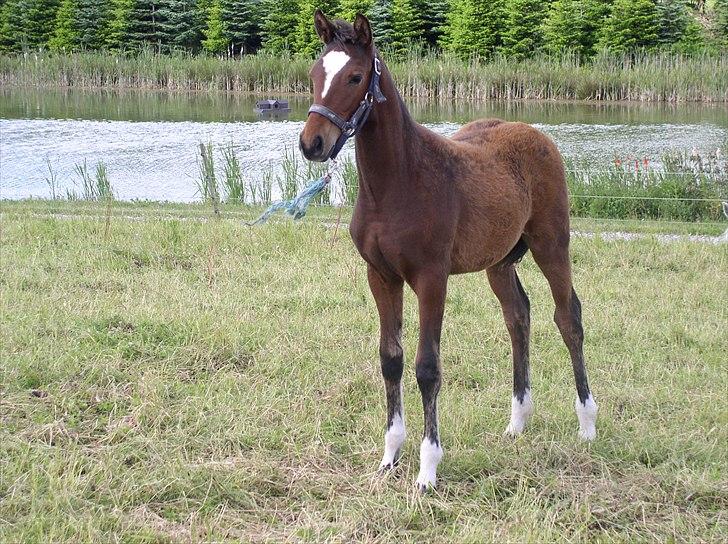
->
307 56 387 160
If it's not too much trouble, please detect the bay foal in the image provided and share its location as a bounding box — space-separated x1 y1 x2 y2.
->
299 12 598 491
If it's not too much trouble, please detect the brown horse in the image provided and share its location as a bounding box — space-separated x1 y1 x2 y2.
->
300 11 598 491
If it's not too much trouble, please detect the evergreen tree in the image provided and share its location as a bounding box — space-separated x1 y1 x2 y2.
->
25 0 62 47
598 0 660 52
442 0 506 59
338 0 374 20
0 0 27 51
543 0 611 58
202 0 226 53
157 0 202 51
260 0 298 52
221 0 262 54
501 0 547 59
369 0 395 47
294 0 339 57
656 0 691 46
105 0 134 50
388 0 422 53
713 0 728 46
674 16 705 52
417 0 448 48
543 0 584 55
126 0 165 49
582 0 612 56
76 0 111 50
49 0 79 51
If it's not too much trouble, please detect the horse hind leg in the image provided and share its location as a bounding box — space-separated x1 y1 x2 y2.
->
486 262 533 436
526 232 598 440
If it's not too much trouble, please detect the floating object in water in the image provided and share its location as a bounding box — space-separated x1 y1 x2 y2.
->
254 99 291 119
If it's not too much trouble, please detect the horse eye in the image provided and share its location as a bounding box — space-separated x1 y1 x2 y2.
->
349 75 363 85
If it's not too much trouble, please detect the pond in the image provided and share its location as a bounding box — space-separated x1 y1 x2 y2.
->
1 88 726 202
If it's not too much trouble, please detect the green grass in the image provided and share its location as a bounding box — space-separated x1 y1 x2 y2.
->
3 199 727 236
2 49 727 102
1 205 726 542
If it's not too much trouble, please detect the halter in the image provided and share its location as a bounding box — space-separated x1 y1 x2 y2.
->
307 56 387 160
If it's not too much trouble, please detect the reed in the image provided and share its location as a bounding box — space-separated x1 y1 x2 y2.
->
69 159 114 201
2 49 727 102
220 142 245 203
197 142 221 215
43 156 59 200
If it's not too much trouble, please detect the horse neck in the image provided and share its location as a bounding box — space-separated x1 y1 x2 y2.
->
354 65 423 202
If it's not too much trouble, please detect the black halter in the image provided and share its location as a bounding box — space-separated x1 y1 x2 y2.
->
307 56 387 160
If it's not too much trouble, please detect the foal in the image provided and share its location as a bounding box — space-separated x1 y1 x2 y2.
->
300 11 598 491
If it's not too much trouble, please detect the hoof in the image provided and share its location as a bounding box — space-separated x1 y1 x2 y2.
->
578 426 597 441
503 421 526 437
415 475 436 493
378 453 401 473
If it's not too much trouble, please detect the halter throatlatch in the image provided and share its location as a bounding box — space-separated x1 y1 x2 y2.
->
307 57 387 160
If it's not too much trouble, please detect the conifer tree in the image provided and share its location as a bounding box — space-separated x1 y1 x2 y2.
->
157 0 201 51
501 0 547 59
674 16 705 52
0 0 25 51
388 0 422 54
598 0 660 52
260 0 299 52
294 0 339 57
713 0 728 46
442 0 506 59
25 0 62 47
49 0 78 51
126 0 164 49
543 0 583 55
338 0 374 20
105 0 134 50
202 0 226 53
76 0 111 50
417 0 448 48
221 0 262 54
369 0 395 47
656 0 691 46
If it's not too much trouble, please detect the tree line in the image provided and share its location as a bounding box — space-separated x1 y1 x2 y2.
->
1 0 726 58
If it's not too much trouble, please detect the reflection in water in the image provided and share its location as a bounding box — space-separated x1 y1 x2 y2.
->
1 88 726 202
3 87 727 126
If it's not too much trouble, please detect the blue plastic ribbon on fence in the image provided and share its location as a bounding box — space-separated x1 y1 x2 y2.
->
247 175 330 226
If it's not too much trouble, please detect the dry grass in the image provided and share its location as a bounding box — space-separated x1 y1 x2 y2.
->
1 203 726 542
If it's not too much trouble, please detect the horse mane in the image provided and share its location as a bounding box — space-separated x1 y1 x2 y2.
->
330 20 358 45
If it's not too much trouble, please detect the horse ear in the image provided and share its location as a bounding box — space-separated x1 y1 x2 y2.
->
353 13 373 47
314 9 335 44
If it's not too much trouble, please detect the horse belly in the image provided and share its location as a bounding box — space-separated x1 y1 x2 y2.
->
450 210 526 274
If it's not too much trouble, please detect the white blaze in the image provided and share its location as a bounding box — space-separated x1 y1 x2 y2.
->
321 50 351 99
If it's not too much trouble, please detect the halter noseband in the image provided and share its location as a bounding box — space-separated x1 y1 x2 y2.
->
307 56 387 160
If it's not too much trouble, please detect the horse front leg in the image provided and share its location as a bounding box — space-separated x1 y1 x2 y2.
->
412 271 448 491
367 266 406 470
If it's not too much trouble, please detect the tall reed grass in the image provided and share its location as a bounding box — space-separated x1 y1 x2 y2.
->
2 49 727 102
68 159 114 201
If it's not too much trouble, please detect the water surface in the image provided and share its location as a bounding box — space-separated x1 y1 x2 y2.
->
1 88 725 202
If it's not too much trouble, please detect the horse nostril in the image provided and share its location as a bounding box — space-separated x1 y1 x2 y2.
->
312 135 323 154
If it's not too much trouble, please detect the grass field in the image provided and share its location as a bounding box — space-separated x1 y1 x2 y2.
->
1 203 727 542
